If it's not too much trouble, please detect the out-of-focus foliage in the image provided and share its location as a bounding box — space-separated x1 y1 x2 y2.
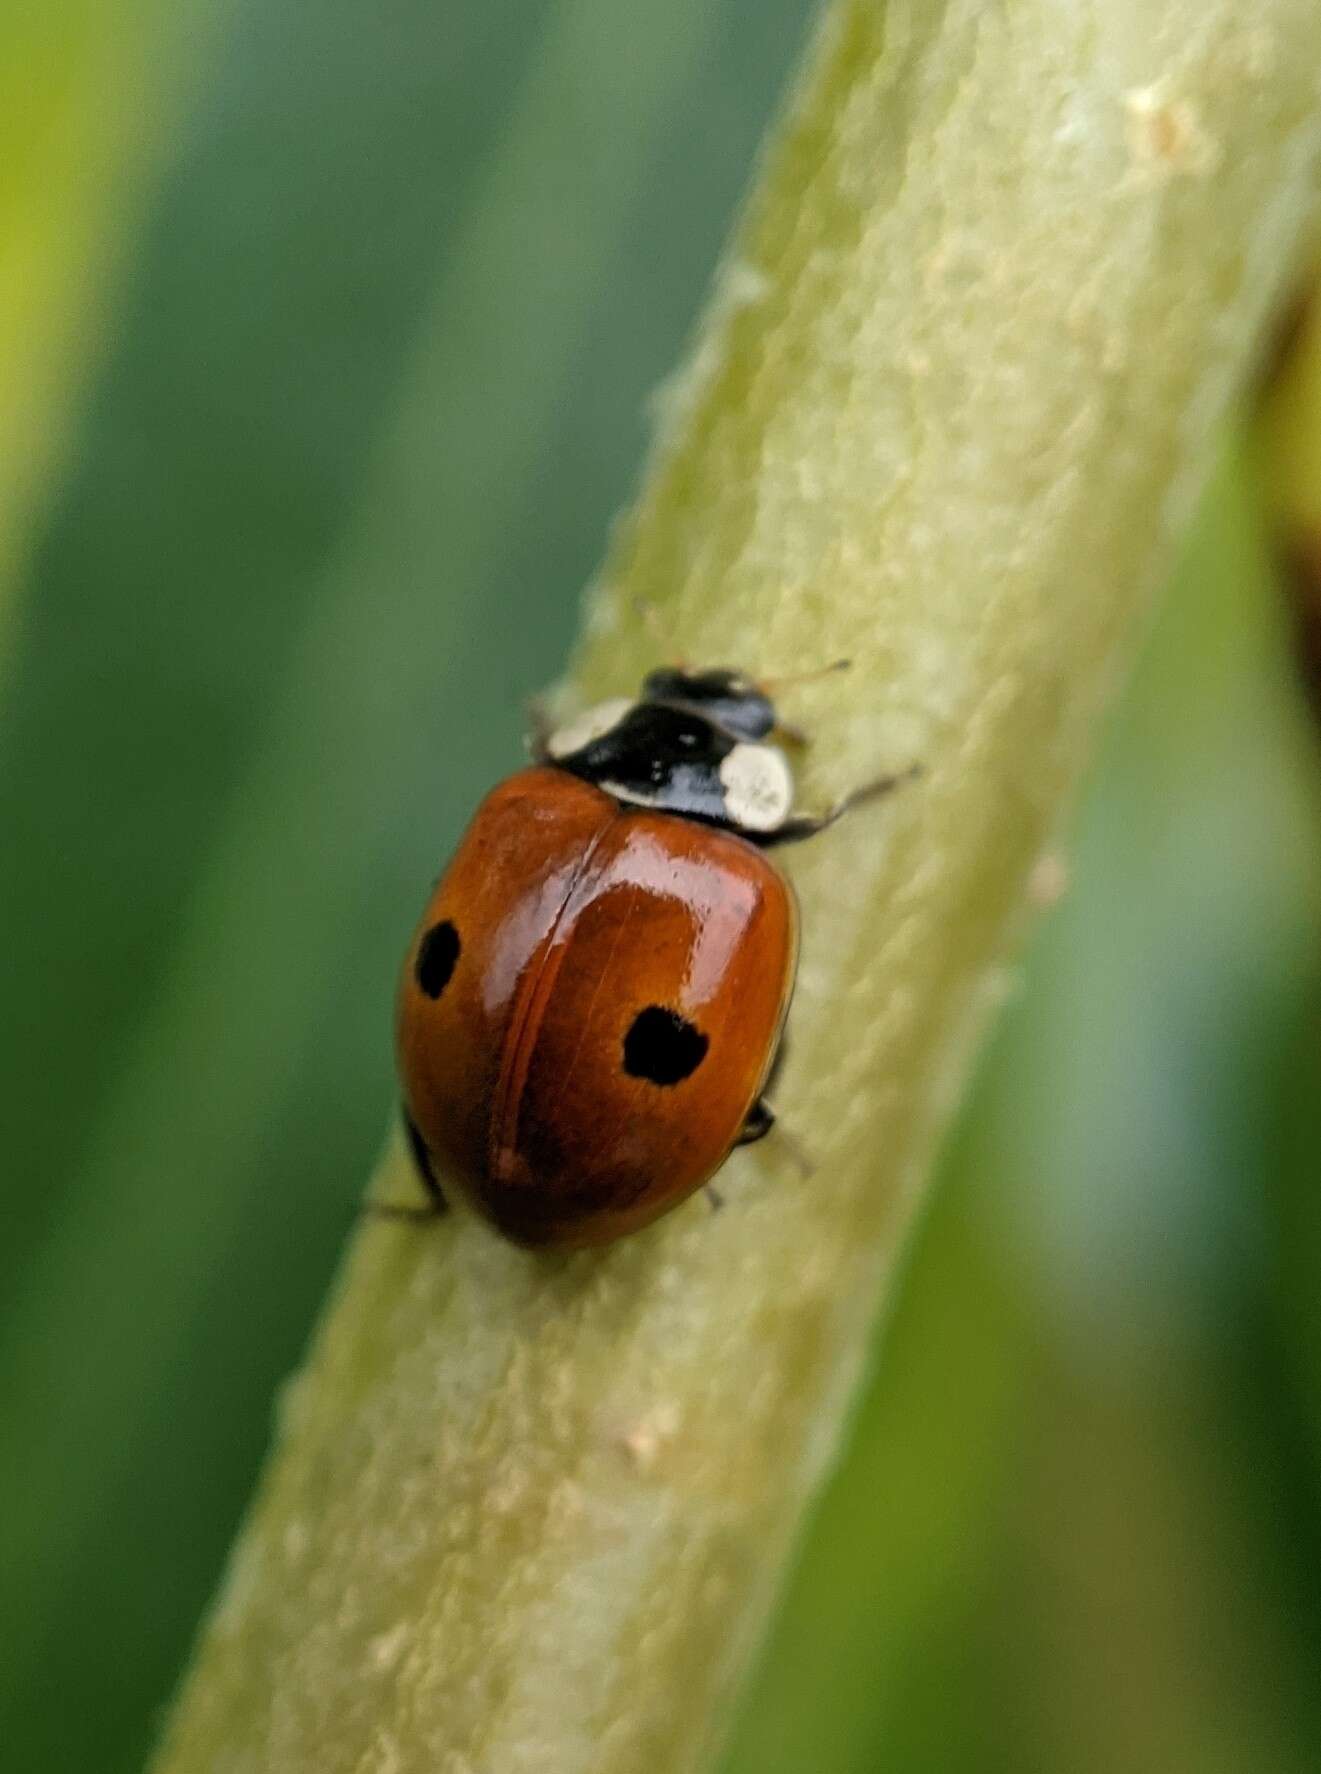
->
2 4 1320 1773
0 0 197 670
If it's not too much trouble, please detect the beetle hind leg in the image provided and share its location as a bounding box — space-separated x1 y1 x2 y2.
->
736 1097 776 1147
369 1109 450 1222
737 1091 813 1177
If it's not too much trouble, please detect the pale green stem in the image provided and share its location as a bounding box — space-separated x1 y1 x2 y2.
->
152 4 1321 1771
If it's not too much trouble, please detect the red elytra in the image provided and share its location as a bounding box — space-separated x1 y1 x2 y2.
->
396 766 797 1249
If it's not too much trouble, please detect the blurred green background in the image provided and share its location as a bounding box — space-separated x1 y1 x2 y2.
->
4 4 1321 1771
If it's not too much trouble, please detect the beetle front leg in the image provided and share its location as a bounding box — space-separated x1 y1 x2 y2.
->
764 764 920 848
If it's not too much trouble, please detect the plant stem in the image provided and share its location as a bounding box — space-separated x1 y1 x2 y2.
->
152 3 1321 1770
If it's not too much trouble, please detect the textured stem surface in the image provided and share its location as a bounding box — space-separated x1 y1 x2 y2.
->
154 4 1321 1771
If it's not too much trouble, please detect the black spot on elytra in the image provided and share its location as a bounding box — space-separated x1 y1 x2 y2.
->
415 920 460 998
623 1005 708 1086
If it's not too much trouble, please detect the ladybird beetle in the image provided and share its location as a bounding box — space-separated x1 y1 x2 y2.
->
394 664 903 1249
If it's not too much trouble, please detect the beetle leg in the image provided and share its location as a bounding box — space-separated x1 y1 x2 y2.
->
736 1097 776 1146
763 763 921 848
368 1110 450 1222
772 1119 814 1177
403 1109 448 1210
735 1095 814 1176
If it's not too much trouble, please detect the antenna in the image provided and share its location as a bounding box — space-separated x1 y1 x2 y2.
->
758 658 851 695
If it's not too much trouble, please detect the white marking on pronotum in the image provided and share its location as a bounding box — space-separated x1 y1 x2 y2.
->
719 743 793 832
546 697 633 759
599 779 663 811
